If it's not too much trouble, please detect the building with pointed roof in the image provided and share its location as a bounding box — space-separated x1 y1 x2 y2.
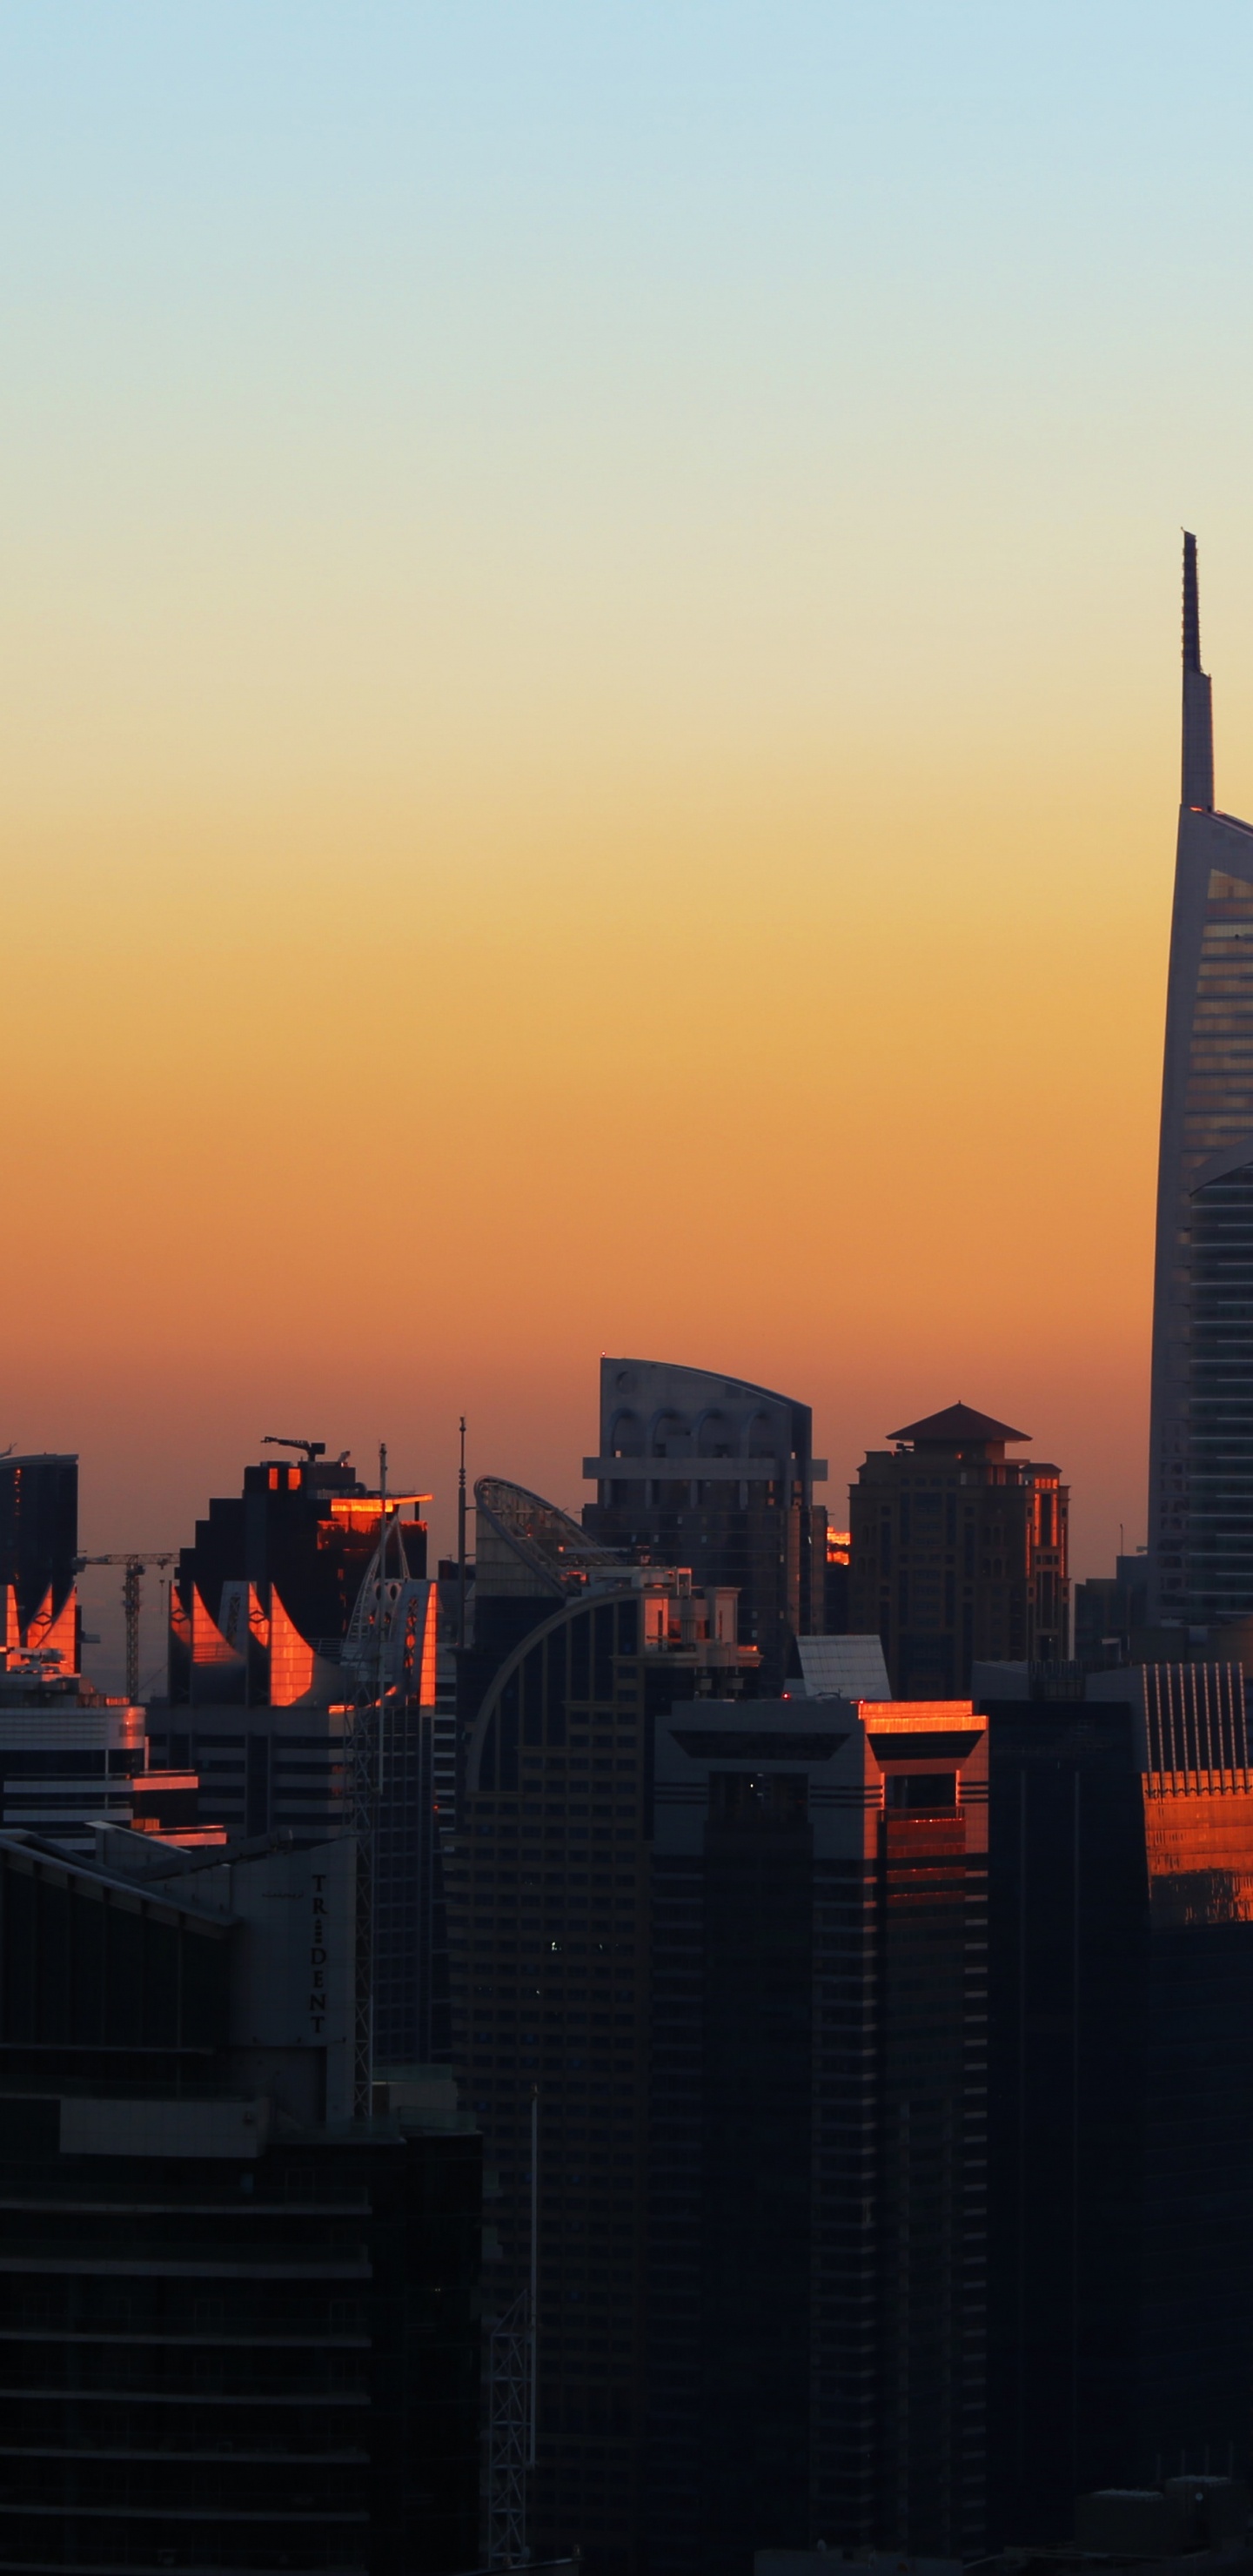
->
848 1402 1068 1694
888 1403 1029 1452
1149 536 1253 1626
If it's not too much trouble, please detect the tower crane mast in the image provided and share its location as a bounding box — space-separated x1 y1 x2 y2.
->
73 1553 176 1704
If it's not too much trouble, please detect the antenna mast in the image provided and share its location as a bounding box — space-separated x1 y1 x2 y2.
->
346 1443 392 2123
457 1417 467 1650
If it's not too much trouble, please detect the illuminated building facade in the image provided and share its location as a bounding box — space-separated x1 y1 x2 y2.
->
0 1457 213 1852
980 1659 1253 2540
0 1453 79 1679
848 1403 1069 1694
0 1826 480 2575
582 1358 828 1681
648 1695 988 2573
446 1573 760 2575
1149 536 1253 1623
153 1447 447 2064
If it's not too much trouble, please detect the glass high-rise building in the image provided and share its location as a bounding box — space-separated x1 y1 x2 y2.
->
1149 535 1253 1624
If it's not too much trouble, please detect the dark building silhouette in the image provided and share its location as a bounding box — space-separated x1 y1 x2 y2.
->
446 1572 760 2574
0 1823 480 2574
648 1695 988 2573
848 1403 1069 1694
167 1447 428 1706
1073 1551 1150 1667
0 1454 211 1853
449 1600 988 2574
455 1478 634 1796
581 1358 828 1681
152 1446 447 2066
0 1452 79 1673
980 1660 1253 2543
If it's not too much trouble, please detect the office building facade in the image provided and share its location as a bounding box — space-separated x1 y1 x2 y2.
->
648 1695 988 2574
0 1452 78 1674
1073 1551 1150 1667
446 1572 760 2574
979 1659 1253 2540
450 1589 988 2574
848 1403 1069 1695
1 1452 213 1852
153 1446 447 2066
1149 536 1253 1623
0 1823 480 2574
582 1358 828 1680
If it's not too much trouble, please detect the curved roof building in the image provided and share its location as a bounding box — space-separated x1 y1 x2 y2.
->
1149 539 1253 1623
582 1356 828 1678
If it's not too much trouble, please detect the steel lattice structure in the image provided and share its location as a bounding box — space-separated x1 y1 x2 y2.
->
486 2287 533 2567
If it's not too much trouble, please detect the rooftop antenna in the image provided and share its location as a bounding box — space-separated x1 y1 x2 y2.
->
345 1439 393 2123
487 2085 537 2565
458 1417 468 1650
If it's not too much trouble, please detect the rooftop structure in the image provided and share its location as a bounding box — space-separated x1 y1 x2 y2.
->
582 1357 828 1680
474 1478 630 1600
888 1404 1029 1453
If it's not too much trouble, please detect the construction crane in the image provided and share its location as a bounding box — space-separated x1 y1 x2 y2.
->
74 1554 177 1703
262 1435 326 1466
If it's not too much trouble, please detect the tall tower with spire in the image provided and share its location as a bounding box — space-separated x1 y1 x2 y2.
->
1149 536 1253 1623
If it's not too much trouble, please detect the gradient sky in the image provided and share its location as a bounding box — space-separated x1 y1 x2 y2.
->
5 1 1253 1684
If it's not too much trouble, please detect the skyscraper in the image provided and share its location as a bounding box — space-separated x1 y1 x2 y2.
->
648 1693 988 2571
582 1358 828 1680
449 1575 988 2573
848 1403 1069 1694
151 1444 447 2065
0 1453 79 1675
446 1568 761 2573
1149 535 1253 1625
978 1657 1253 2535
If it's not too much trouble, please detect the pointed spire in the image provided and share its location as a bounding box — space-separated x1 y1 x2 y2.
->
1183 530 1203 671
1182 530 1215 810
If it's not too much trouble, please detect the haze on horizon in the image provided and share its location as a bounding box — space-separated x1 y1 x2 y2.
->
5 0 1253 1684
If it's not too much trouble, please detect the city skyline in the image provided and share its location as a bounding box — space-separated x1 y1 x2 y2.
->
13 7 1253 1659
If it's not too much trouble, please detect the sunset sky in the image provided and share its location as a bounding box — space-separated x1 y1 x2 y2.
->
5 3 1253 1682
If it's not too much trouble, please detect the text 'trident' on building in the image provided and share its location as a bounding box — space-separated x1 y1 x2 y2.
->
848 1404 1069 1695
1149 534 1253 1627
